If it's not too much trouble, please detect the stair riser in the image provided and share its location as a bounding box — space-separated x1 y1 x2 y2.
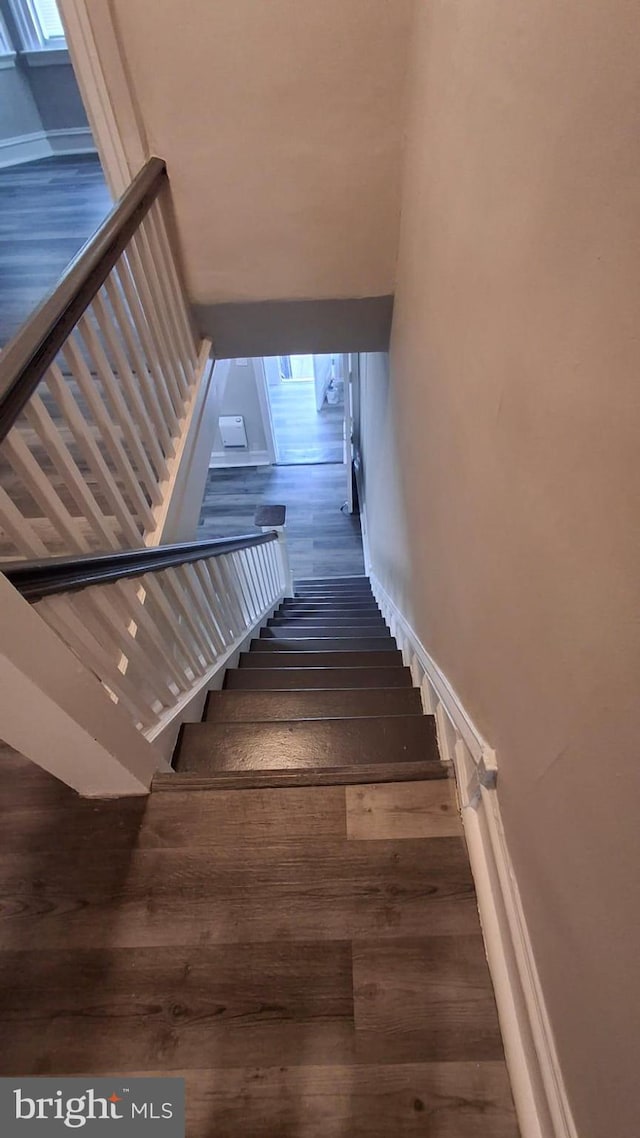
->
269 618 387 628
278 606 382 615
239 650 404 668
261 627 392 639
296 576 369 584
178 715 439 772
205 688 423 722
226 667 413 690
293 598 376 605
294 590 374 599
251 638 398 652
291 591 371 600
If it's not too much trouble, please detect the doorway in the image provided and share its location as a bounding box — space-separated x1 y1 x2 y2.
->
199 352 364 578
263 354 345 466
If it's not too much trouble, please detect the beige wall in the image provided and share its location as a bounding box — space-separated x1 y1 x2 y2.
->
110 0 413 304
361 3 640 1135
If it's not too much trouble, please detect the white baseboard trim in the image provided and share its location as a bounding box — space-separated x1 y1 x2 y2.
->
370 571 578 1138
0 131 50 168
209 450 272 469
0 127 96 169
47 126 96 154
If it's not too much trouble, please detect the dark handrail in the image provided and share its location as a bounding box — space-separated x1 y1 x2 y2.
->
1 532 277 602
0 156 168 445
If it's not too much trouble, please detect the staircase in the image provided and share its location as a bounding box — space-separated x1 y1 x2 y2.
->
167 575 448 789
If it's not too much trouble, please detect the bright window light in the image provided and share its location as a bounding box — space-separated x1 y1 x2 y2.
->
9 0 66 50
32 0 64 40
0 13 14 53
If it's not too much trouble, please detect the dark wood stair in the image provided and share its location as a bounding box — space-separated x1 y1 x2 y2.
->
249 637 399 652
238 649 405 667
167 576 447 790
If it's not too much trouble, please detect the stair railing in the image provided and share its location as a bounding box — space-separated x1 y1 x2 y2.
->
0 530 286 796
0 157 209 561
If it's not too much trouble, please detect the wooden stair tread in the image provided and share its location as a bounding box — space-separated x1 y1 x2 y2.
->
295 576 370 584
176 715 439 773
283 593 376 602
206 687 423 722
250 637 398 652
239 650 404 668
225 666 413 690
261 625 393 639
294 591 374 599
267 619 387 628
277 600 378 609
157 760 448 791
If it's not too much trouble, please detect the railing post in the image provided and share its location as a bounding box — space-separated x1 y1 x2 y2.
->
254 505 294 598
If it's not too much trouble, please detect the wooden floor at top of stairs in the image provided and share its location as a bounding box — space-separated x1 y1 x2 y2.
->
0 744 517 1137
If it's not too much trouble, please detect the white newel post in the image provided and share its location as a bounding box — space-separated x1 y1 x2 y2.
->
0 574 164 797
254 504 294 598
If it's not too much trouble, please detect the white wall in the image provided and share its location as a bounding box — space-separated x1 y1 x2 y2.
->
210 358 272 468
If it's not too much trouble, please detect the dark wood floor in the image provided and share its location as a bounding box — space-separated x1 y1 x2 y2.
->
0 154 111 347
267 379 344 464
0 745 518 1136
199 464 365 578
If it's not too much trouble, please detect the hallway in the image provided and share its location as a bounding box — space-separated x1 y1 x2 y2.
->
267 375 344 465
199 463 364 579
0 746 518 1136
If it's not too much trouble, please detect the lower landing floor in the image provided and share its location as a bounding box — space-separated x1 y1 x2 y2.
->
198 462 365 579
0 746 518 1136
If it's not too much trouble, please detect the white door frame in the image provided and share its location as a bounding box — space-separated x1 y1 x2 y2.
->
59 0 147 196
255 358 278 465
343 353 354 513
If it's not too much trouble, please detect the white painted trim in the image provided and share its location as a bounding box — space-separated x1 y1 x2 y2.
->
58 0 147 196
0 53 17 68
24 47 71 65
255 356 278 465
47 125 96 154
0 126 96 168
148 594 282 764
0 130 50 167
146 340 217 544
369 569 578 1138
209 449 272 469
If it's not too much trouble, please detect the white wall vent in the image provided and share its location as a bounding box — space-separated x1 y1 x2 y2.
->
219 415 248 448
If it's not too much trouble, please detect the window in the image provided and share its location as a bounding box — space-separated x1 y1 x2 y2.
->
9 0 66 52
0 12 15 57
